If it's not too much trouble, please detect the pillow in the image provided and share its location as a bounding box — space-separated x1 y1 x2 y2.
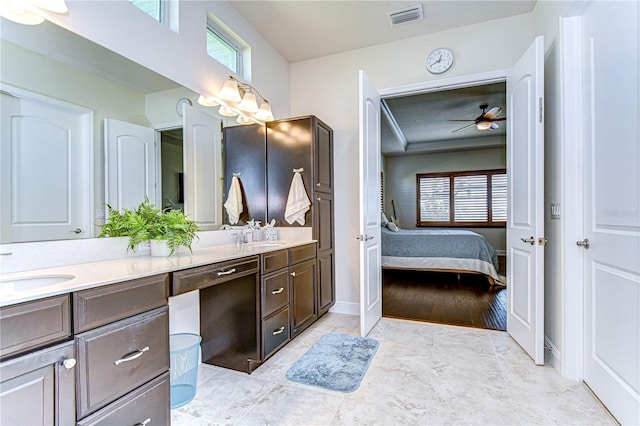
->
387 222 399 232
380 210 389 227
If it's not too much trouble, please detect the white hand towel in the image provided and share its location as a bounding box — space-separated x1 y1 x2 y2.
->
284 172 311 225
224 176 243 225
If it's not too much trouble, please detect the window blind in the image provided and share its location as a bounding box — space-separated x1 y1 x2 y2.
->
418 176 450 222
491 174 507 222
454 175 488 222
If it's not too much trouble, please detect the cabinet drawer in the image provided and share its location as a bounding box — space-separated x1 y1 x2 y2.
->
77 372 170 426
289 243 316 265
76 307 169 418
263 308 290 359
0 294 71 359
74 274 169 333
261 269 289 317
172 256 259 296
261 249 288 275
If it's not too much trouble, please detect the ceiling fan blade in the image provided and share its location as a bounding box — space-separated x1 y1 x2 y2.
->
484 106 502 119
491 117 507 122
451 122 477 133
447 119 477 122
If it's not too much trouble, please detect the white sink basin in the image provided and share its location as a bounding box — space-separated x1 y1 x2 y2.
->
0 275 75 295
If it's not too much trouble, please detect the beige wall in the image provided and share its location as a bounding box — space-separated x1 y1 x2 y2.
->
384 147 506 251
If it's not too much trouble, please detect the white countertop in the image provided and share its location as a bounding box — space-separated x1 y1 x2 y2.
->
0 240 314 307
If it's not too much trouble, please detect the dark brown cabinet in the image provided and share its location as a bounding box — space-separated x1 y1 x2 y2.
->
224 115 335 316
290 258 317 337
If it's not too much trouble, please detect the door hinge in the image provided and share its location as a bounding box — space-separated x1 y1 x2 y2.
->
538 237 548 246
538 97 543 123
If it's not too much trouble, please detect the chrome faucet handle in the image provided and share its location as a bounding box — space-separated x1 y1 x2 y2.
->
231 233 240 244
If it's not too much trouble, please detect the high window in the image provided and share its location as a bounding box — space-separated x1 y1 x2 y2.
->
417 169 507 227
207 22 243 75
129 0 164 22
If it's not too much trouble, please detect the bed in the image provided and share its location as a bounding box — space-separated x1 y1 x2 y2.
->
380 227 504 285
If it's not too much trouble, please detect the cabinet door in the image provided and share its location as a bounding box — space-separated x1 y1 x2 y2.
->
313 118 333 194
317 251 335 316
223 124 267 224
313 193 334 252
0 341 75 426
266 118 312 226
289 259 317 337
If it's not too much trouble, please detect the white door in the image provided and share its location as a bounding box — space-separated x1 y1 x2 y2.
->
0 90 92 243
183 105 222 231
506 36 545 365
582 2 640 424
358 70 382 336
105 118 157 211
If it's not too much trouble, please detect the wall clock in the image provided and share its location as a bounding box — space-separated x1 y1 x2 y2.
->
426 48 454 74
176 97 192 116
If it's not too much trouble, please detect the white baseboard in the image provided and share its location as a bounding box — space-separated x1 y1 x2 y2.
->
329 301 359 316
544 335 562 372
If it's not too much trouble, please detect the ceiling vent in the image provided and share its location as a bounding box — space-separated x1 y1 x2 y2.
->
387 4 424 26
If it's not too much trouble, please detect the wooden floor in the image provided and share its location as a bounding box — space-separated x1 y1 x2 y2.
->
382 269 507 331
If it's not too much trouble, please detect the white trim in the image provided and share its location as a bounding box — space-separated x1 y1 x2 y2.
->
330 301 360 316
545 335 563 371
559 15 585 382
379 69 508 98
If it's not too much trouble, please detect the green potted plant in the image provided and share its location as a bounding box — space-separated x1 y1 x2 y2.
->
100 199 200 256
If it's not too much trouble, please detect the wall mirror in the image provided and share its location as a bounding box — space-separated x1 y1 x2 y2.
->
1 19 224 244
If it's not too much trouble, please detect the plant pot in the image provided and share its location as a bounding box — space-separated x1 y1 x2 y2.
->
150 239 172 257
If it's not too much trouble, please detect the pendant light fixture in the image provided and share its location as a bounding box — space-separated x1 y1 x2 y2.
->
0 0 69 25
198 76 274 125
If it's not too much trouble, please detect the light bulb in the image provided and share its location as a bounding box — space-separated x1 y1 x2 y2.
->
218 105 238 117
236 115 253 125
217 79 241 103
256 103 274 122
0 0 45 24
476 121 491 130
238 92 258 113
197 95 218 107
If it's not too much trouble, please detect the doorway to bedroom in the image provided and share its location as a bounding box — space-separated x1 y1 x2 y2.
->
379 82 507 331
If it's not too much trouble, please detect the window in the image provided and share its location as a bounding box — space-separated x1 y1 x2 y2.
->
417 169 506 227
129 0 162 22
207 22 242 75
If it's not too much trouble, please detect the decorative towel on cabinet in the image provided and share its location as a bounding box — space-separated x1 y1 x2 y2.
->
224 176 243 225
284 169 311 225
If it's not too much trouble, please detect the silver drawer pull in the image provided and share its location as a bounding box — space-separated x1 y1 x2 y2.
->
271 287 284 295
114 346 150 365
135 418 151 426
217 268 237 276
272 326 285 336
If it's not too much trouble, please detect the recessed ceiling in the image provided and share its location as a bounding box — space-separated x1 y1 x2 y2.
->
382 82 506 156
229 1 536 63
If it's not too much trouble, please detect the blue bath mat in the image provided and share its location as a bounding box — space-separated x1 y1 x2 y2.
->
286 332 379 392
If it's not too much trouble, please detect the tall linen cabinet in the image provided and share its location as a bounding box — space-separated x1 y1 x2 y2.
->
223 115 335 319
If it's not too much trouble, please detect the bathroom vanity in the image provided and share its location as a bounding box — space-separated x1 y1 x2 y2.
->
0 239 328 424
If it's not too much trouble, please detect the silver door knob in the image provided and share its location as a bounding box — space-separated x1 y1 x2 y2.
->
71 228 82 234
576 239 590 249
62 358 76 369
520 237 535 245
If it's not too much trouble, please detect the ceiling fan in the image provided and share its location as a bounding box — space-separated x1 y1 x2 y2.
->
449 104 507 133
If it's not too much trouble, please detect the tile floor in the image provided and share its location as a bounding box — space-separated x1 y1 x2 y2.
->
171 313 615 425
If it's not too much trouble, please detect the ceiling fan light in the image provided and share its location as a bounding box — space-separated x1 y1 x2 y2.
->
476 121 492 130
218 105 238 117
197 95 218 107
255 102 274 122
217 79 242 103
238 91 258 113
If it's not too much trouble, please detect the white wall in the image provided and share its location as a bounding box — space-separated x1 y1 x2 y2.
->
290 14 535 308
384 147 506 251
